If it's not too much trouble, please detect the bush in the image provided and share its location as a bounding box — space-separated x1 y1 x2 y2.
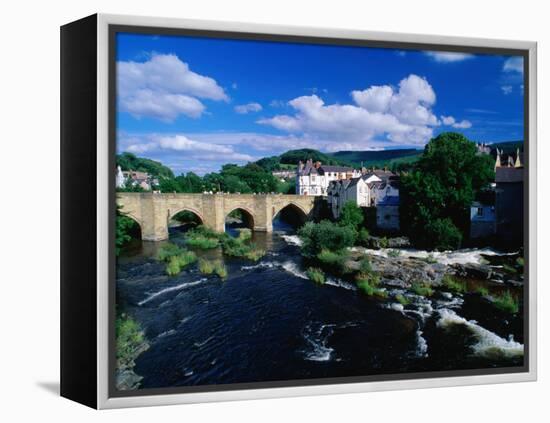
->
359 257 372 274
356 227 370 246
116 314 147 368
244 247 265 261
221 235 265 261
441 275 467 293
156 242 184 262
185 226 221 249
338 202 364 229
237 228 252 242
317 249 348 273
379 237 389 249
356 273 386 298
411 281 434 297
306 267 326 284
395 293 410 305
165 251 197 276
387 249 401 258
213 260 228 279
298 220 356 257
423 218 462 251
476 286 489 296
492 290 519 314
198 258 215 275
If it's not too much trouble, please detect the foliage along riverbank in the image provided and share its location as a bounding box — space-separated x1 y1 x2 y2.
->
116 313 150 390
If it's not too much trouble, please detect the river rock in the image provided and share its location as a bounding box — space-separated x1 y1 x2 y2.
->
452 263 493 280
116 369 143 391
364 236 410 249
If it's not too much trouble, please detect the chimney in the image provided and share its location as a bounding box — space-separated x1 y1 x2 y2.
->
298 160 304 171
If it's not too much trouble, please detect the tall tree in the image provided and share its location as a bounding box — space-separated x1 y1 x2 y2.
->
400 132 494 250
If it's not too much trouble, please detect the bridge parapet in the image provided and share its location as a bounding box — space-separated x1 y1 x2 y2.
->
117 193 316 241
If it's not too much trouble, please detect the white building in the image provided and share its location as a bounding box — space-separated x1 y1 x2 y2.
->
116 166 125 188
327 170 400 222
296 159 361 196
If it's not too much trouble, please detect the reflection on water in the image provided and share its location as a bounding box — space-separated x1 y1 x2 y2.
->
116 219 524 390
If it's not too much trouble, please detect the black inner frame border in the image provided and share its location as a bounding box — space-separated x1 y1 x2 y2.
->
108 23 530 399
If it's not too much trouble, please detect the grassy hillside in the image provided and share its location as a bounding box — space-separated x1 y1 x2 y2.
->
117 152 175 178
330 149 422 168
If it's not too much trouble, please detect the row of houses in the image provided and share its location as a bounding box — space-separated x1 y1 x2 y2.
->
115 166 159 191
296 159 401 232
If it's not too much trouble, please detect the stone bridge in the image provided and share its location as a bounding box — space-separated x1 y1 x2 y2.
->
117 193 316 241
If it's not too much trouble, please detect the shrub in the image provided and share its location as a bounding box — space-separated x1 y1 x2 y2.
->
379 237 389 249
213 260 228 279
476 286 489 296
492 290 519 314
156 242 184 262
423 218 462 251
116 314 147 368
237 228 252 242
198 259 215 275
165 251 197 276
387 249 401 258
395 293 410 306
244 247 266 261
359 257 372 274
356 227 370 246
221 236 265 261
316 249 349 274
421 253 438 264
356 273 386 298
166 257 181 276
441 275 467 293
306 267 326 284
185 226 221 249
516 257 525 268
338 202 364 230
411 281 434 297
298 220 356 257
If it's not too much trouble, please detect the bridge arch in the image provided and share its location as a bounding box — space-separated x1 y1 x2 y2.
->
224 206 256 231
168 207 205 225
273 202 308 227
120 213 143 241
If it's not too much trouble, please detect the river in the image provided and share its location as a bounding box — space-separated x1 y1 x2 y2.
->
116 221 524 390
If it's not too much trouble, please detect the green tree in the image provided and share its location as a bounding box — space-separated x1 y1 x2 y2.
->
338 202 364 230
298 220 356 257
400 132 494 250
116 205 137 256
157 177 182 193
116 152 174 178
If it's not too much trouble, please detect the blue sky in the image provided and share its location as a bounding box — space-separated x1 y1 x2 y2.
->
116 32 525 175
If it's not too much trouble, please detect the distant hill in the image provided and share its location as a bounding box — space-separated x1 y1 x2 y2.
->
330 149 422 168
279 149 352 166
117 152 175 179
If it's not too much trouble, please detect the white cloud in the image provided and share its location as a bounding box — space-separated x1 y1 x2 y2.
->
117 53 228 122
441 115 472 129
501 85 513 95
503 57 524 74
121 133 254 162
351 85 393 113
259 74 442 146
424 51 475 63
234 102 263 114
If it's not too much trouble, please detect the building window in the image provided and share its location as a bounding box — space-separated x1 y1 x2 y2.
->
477 207 484 216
